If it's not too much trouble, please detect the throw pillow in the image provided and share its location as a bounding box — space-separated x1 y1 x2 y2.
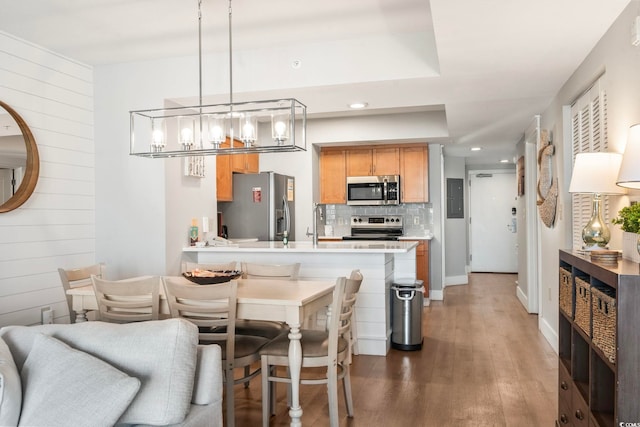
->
0 337 21 426
18 334 140 427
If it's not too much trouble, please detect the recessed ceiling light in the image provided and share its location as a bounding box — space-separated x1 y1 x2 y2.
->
349 102 368 109
470 147 482 151
500 159 509 163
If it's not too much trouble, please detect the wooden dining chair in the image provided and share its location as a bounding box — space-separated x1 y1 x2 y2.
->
90 276 160 323
181 260 238 273
58 263 106 323
161 276 268 427
259 271 363 427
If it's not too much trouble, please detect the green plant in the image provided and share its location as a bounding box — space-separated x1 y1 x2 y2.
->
612 203 640 234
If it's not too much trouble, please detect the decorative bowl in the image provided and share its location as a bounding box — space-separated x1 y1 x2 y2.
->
182 270 242 285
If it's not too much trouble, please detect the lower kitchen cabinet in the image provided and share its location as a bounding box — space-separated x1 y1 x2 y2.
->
558 250 640 427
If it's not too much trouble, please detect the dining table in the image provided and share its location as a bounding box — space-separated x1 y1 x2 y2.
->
66 276 336 427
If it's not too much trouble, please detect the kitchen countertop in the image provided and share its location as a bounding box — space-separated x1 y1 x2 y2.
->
184 240 418 253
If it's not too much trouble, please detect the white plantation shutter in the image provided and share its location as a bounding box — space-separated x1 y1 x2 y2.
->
570 77 610 249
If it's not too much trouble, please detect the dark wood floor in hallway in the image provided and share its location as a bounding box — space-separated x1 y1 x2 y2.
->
232 273 558 426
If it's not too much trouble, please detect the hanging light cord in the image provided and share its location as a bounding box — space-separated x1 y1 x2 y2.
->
228 0 234 118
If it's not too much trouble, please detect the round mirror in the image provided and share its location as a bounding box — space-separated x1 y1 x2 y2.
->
0 100 39 213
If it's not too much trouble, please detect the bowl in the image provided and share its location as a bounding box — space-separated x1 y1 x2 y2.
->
182 270 242 285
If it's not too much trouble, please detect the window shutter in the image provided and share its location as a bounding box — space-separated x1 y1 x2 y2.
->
570 77 609 250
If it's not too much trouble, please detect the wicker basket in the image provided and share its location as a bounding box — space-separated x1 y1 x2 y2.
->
591 285 617 364
574 277 591 337
559 267 573 318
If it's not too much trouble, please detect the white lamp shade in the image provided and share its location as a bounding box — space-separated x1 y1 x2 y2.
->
616 123 640 189
569 152 626 195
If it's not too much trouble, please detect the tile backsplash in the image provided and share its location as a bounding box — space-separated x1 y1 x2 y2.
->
319 203 433 237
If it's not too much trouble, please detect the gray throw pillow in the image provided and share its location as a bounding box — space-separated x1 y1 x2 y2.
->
18 334 140 427
0 336 21 426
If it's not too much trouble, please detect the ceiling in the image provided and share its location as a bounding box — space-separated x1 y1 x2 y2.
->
0 0 631 165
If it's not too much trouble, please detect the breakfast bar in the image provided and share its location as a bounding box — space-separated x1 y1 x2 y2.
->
183 240 419 355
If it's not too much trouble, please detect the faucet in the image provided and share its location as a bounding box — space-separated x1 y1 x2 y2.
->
305 203 319 247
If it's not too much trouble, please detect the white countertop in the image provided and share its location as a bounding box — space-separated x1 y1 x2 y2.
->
184 240 418 253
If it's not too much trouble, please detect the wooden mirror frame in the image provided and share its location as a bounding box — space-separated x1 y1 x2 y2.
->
0 100 39 213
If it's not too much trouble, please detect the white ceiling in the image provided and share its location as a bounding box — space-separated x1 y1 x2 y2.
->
0 0 631 164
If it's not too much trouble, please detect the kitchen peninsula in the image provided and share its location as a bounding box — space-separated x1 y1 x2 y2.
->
183 240 419 355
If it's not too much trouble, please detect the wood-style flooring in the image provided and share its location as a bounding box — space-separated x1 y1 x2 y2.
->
231 273 558 426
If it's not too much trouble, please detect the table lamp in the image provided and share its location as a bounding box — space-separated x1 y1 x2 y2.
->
569 152 625 250
616 123 640 189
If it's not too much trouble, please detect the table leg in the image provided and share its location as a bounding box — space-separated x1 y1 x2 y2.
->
287 323 303 427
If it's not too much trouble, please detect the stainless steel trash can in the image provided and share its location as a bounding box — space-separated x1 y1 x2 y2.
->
391 279 424 350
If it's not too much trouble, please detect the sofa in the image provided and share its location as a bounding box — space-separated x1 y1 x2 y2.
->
0 318 223 427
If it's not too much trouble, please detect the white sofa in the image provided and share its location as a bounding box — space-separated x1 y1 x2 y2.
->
0 318 223 427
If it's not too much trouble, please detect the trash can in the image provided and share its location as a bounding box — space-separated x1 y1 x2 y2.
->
391 279 424 350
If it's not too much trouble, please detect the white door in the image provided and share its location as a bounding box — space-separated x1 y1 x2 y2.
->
469 171 518 273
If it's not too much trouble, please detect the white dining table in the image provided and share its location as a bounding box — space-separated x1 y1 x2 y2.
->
66 277 335 427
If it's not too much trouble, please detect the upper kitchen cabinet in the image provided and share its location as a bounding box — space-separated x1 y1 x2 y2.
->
346 147 399 176
320 148 347 204
216 137 259 201
400 145 429 202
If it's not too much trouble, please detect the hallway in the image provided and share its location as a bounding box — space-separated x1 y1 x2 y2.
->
234 273 558 426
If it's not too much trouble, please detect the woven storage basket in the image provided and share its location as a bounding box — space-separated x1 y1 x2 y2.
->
591 285 617 364
574 277 591 337
559 267 573 318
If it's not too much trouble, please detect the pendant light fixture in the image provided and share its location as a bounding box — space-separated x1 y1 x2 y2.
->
129 0 306 158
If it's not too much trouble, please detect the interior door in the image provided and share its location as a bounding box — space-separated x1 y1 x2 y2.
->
469 171 518 273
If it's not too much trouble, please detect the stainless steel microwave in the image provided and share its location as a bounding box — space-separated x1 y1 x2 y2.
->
346 175 400 206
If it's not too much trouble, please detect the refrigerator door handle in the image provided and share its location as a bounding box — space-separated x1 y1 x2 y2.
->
283 195 291 235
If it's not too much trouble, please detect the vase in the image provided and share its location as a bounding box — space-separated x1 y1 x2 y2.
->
622 231 640 263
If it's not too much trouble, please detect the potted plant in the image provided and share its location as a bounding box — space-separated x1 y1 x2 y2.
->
612 202 640 260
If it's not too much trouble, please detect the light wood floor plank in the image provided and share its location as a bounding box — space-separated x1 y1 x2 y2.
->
231 272 557 426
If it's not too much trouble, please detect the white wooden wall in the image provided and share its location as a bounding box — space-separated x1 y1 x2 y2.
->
0 31 94 326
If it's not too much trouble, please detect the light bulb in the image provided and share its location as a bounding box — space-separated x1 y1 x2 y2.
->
152 129 164 146
242 123 255 139
210 125 224 142
181 127 193 144
274 121 287 138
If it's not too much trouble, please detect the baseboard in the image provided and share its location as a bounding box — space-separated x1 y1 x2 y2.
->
516 285 528 310
445 275 468 287
539 316 558 355
430 290 443 301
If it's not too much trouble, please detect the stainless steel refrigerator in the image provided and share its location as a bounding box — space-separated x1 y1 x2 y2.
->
219 172 295 241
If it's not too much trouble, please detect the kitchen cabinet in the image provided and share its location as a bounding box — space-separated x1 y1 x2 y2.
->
404 239 429 298
400 145 429 202
320 149 347 204
346 147 399 176
216 137 259 201
557 250 640 427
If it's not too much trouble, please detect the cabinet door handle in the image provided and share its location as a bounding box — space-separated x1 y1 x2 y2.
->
560 381 568 390
575 409 584 420
559 414 569 424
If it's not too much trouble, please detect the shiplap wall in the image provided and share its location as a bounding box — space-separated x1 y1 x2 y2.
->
0 31 94 326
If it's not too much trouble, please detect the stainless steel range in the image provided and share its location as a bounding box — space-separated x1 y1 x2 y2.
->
342 215 403 241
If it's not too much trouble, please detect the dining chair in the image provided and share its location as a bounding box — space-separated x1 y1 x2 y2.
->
90 276 160 323
181 260 238 273
259 270 363 427
58 263 106 323
161 276 268 427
